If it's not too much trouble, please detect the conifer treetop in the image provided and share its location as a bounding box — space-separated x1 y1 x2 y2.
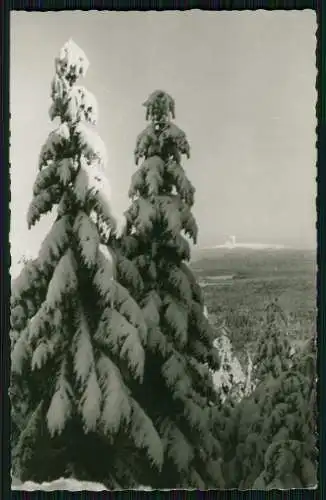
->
134 90 190 167
24 39 121 240
127 89 196 259
143 90 175 124
55 39 90 84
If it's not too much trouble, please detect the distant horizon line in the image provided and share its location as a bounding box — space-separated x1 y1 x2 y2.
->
196 241 317 252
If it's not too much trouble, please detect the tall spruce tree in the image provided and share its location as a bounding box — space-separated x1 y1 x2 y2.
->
117 90 223 488
10 41 164 487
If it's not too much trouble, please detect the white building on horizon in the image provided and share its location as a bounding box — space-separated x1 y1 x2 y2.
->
213 235 286 251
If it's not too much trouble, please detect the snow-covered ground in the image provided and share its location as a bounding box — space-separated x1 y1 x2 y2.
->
12 478 108 491
12 477 152 491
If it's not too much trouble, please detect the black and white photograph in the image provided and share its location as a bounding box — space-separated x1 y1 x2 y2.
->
10 10 317 490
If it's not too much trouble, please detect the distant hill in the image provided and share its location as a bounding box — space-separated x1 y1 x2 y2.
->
190 247 316 280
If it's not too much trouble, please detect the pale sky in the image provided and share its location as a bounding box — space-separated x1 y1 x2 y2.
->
10 10 317 274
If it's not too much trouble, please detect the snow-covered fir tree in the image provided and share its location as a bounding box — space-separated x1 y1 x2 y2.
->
258 334 317 489
251 335 317 489
219 392 260 489
252 299 291 387
10 41 164 488
209 352 258 489
116 90 223 488
229 300 291 488
212 322 246 403
229 300 316 489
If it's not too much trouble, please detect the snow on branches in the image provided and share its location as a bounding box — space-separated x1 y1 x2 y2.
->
160 417 194 473
75 122 107 167
38 215 72 270
130 399 164 469
134 123 190 166
55 39 90 83
73 211 100 268
97 354 131 434
95 308 145 382
212 325 246 403
46 358 73 436
63 86 98 125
